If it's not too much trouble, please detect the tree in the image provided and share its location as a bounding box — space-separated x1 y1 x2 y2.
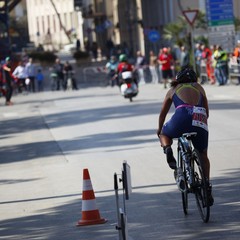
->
163 11 208 48
49 0 72 43
234 17 240 32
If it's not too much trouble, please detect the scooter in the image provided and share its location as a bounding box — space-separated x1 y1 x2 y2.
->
119 71 138 102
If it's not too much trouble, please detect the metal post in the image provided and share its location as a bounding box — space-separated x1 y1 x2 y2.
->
114 173 122 240
190 26 196 72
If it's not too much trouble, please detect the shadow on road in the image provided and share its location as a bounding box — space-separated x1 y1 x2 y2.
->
0 169 239 240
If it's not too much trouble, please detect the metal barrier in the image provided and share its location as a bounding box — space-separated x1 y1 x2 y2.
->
83 66 106 83
228 62 240 83
200 60 240 84
200 61 208 83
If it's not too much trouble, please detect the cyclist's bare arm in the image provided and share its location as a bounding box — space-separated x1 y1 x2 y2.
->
157 89 173 137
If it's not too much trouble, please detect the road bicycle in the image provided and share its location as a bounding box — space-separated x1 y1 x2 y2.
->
175 132 211 223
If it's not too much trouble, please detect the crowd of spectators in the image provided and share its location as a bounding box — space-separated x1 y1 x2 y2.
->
104 40 240 88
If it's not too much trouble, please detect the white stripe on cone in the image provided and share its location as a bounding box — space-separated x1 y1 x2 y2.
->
82 179 93 191
82 199 98 211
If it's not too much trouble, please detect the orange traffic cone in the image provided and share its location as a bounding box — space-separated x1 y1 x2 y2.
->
76 168 107 226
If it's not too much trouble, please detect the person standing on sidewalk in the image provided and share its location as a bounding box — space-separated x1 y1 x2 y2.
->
25 58 36 92
53 58 64 90
158 47 174 88
2 57 16 106
179 46 190 68
36 68 44 92
149 50 159 84
233 40 240 85
213 45 228 86
12 60 27 93
135 50 146 84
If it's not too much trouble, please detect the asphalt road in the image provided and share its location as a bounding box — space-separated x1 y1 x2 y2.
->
0 82 239 240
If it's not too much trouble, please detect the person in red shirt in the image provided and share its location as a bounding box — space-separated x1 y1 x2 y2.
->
158 47 174 88
117 54 135 86
117 54 133 73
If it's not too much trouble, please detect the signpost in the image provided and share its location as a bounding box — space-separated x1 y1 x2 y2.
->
206 0 235 52
183 10 199 26
183 10 198 71
148 30 160 43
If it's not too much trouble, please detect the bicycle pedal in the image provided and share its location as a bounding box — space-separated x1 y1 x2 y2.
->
177 175 186 191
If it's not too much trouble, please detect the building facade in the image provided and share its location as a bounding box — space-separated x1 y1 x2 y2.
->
26 0 83 50
25 0 240 54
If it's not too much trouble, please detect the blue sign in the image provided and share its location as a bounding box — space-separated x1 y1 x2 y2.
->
206 0 234 26
148 30 160 43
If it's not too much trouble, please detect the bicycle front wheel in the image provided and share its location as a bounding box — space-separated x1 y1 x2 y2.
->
192 149 210 223
179 149 188 215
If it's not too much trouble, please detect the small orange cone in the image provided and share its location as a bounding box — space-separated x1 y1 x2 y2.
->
76 168 107 226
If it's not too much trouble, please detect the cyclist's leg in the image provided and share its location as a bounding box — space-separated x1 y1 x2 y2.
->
199 149 214 206
199 150 210 180
159 134 176 169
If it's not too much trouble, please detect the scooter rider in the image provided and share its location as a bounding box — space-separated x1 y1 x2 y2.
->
117 54 136 86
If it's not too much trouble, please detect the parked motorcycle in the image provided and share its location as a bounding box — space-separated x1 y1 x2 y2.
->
119 71 138 102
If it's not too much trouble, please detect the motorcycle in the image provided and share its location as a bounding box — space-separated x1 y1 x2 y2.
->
119 71 138 102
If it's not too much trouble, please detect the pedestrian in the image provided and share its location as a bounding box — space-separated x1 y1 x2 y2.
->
135 50 146 84
25 58 36 92
233 40 240 85
158 47 174 88
148 50 159 84
201 45 215 84
105 55 118 87
12 60 27 93
213 45 228 86
76 38 81 51
2 57 16 106
91 42 98 61
53 58 64 90
36 68 44 91
179 46 190 68
63 61 78 90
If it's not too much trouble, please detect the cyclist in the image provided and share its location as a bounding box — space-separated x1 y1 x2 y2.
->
157 66 214 205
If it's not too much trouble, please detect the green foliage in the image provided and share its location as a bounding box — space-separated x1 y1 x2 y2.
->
163 16 186 46
163 11 207 47
28 51 57 63
234 17 240 31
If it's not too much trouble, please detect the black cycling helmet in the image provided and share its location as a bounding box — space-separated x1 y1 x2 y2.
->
175 66 197 83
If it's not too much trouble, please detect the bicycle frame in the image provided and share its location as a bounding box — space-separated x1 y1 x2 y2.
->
177 133 197 188
176 132 210 222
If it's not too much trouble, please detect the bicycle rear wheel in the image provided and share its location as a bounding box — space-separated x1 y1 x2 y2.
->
192 149 210 223
181 170 188 215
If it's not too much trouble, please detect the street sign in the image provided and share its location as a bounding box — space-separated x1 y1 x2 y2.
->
148 30 160 43
206 0 235 52
208 25 235 52
206 0 234 26
183 10 198 26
